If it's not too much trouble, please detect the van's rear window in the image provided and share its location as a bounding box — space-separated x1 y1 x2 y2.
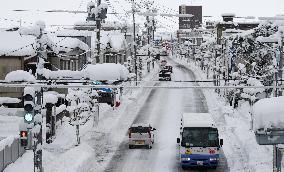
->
130 127 149 133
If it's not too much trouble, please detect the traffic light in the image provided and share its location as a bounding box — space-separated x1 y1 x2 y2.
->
97 7 107 20
23 87 35 124
20 130 28 147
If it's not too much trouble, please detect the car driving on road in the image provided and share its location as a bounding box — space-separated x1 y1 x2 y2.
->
128 123 156 149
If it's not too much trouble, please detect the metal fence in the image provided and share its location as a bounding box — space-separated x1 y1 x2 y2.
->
0 138 25 172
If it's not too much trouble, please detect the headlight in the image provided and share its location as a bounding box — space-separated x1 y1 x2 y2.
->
181 157 191 161
210 158 218 161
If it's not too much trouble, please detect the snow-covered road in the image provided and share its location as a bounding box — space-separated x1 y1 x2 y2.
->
103 59 229 172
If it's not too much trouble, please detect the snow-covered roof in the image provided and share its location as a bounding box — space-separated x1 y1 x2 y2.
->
0 31 37 57
131 123 151 128
0 97 21 104
83 63 129 81
5 70 36 82
253 96 284 131
182 113 216 128
42 34 89 54
41 63 129 81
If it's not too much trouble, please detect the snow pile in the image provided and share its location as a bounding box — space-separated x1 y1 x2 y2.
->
5 70 36 82
83 63 129 81
41 68 83 79
0 31 37 57
0 98 21 105
43 92 58 106
252 96 284 131
41 63 129 81
24 87 35 97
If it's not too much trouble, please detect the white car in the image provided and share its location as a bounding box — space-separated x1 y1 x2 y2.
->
128 123 156 149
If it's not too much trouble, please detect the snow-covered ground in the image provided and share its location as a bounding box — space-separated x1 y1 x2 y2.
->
3 54 282 172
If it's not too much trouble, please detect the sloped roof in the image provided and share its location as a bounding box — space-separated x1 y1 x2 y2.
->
0 31 37 57
42 34 89 54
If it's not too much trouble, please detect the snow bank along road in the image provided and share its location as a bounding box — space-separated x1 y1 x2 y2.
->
103 59 229 172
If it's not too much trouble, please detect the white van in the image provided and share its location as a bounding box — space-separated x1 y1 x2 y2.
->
128 123 156 149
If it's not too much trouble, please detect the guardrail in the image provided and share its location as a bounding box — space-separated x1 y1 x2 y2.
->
0 137 25 172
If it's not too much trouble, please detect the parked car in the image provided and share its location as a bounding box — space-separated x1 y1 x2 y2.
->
128 123 156 149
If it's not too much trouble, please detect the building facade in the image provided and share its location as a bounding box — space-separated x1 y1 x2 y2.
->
179 5 202 29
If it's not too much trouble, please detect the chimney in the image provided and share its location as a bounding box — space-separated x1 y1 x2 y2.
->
221 13 235 22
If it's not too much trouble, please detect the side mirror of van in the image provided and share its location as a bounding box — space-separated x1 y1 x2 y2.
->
153 128 156 131
177 138 180 143
220 139 223 146
180 127 182 130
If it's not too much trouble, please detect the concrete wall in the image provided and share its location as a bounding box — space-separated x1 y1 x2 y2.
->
0 138 25 172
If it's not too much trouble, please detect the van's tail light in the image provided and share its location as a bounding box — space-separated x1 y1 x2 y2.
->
128 129 131 138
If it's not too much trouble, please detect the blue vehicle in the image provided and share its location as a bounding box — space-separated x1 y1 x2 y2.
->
92 81 115 107
177 113 223 170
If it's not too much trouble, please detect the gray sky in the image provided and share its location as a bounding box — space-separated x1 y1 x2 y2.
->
1 0 284 30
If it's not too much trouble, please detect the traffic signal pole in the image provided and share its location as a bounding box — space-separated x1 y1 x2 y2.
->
96 0 102 64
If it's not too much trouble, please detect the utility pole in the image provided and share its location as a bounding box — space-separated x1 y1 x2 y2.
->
35 22 44 172
278 31 283 96
132 0 138 84
96 0 102 64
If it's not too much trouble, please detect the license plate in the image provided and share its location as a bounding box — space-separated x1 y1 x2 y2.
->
135 140 145 145
197 161 203 166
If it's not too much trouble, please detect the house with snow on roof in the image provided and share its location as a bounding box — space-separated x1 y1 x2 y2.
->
0 30 37 99
100 30 129 65
25 33 89 74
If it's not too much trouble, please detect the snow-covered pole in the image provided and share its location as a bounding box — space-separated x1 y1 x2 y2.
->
34 21 45 172
278 31 283 96
132 0 138 85
96 0 102 63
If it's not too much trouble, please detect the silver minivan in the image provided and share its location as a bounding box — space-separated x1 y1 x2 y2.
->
128 123 156 149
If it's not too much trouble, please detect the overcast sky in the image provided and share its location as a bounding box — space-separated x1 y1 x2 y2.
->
1 0 284 30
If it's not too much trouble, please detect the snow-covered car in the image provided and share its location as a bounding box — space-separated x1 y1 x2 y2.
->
128 123 156 149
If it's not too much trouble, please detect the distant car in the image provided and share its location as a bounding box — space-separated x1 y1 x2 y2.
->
159 70 171 81
161 60 167 66
163 65 173 73
128 123 156 149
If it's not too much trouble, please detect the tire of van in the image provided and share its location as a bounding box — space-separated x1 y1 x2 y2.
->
129 145 134 149
181 165 187 170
